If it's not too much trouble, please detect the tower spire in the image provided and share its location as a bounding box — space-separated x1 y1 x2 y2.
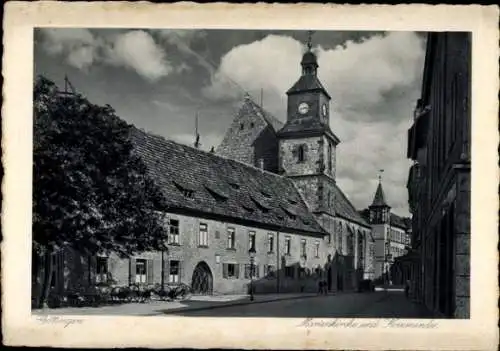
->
372 170 389 207
300 31 318 76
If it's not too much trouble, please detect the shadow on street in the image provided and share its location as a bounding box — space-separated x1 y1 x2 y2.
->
160 291 438 318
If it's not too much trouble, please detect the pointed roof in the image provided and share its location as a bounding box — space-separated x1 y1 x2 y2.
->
286 74 331 99
371 182 389 207
244 96 284 133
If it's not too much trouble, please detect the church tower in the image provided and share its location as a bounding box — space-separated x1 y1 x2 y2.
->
367 173 392 280
277 32 340 214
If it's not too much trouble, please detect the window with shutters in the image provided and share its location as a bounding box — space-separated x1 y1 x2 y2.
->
135 259 147 284
267 233 274 253
223 263 239 279
227 228 235 249
169 260 180 283
285 236 291 255
199 223 208 247
169 219 180 245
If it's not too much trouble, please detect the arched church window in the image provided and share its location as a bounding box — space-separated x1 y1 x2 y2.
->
328 142 333 173
297 145 306 162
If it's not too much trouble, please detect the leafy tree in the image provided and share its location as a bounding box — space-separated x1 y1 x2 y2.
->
33 76 168 307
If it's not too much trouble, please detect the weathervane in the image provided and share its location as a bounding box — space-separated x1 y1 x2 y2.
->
306 30 315 51
378 169 384 183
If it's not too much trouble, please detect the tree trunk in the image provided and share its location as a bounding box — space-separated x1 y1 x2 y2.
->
39 248 54 309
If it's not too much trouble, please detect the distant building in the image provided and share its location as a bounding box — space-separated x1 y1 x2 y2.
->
359 182 411 283
406 32 471 318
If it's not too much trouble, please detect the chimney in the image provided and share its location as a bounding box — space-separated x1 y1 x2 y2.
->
258 158 264 170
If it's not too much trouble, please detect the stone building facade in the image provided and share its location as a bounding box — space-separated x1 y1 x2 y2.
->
406 32 471 318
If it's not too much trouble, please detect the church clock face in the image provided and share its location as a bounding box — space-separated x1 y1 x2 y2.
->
322 103 328 117
298 102 309 114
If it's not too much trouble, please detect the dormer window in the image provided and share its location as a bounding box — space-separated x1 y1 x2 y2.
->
260 190 272 198
250 195 271 213
281 205 297 221
205 184 229 202
173 180 195 199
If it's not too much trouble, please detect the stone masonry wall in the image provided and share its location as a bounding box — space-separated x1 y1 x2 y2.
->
279 136 323 176
60 213 335 295
216 102 279 173
454 171 470 318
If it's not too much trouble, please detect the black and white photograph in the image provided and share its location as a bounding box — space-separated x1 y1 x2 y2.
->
2 3 498 350
30 27 471 319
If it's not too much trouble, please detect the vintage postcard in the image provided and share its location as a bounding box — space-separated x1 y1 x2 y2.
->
2 2 499 350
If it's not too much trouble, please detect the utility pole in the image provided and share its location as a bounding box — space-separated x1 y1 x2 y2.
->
194 111 201 149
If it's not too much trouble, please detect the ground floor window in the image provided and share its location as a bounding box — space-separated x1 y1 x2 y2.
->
265 265 276 278
96 256 109 283
135 259 147 284
223 263 239 279
169 260 180 283
244 264 260 279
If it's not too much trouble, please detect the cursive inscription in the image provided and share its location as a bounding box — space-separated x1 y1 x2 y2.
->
298 318 438 329
36 315 84 328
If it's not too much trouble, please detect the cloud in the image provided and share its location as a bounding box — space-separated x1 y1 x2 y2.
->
40 28 101 69
202 35 302 104
104 30 173 82
155 29 207 45
39 29 174 81
203 32 426 215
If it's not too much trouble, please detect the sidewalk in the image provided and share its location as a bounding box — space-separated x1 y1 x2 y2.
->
32 292 321 316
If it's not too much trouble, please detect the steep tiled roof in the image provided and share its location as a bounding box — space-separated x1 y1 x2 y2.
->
332 185 370 228
371 182 389 207
130 127 326 236
286 75 331 99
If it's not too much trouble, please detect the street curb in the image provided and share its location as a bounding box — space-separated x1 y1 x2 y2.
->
159 293 336 315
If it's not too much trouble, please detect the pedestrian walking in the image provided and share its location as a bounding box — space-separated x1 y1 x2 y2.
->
318 280 323 294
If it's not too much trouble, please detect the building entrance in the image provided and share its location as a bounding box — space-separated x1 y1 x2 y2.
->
191 261 213 295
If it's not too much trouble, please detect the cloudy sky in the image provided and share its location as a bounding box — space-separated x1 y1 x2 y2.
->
34 28 427 216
